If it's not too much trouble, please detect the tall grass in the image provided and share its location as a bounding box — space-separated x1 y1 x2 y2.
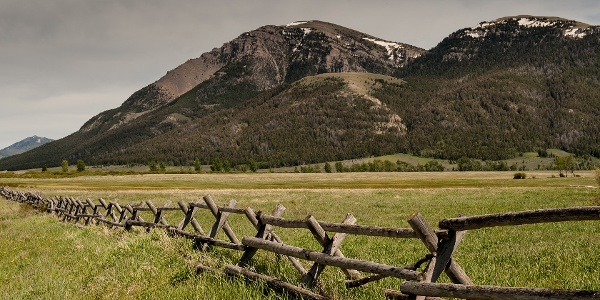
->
1 172 599 299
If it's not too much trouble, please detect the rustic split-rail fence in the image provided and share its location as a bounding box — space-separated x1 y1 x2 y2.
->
2 185 599 299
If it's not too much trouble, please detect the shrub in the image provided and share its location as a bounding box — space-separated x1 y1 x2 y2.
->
513 172 526 179
76 160 86 172
148 161 158 172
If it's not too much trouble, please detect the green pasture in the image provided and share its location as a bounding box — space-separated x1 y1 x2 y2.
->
1 171 599 299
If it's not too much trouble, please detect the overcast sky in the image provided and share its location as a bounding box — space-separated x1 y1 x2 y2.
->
1 0 599 149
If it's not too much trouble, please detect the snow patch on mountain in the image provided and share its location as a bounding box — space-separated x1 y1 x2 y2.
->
564 27 588 38
464 16 593 40
362 37 404 60
286 21 308 27
517 18 556 28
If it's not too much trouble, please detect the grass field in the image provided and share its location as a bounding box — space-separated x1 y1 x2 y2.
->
1 171 599 299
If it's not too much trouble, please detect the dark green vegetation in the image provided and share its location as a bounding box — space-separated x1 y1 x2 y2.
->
1 172 599 299
1 17 599 171
392 17 600 160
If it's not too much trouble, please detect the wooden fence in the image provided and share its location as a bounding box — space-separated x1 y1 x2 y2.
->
1 185 599 300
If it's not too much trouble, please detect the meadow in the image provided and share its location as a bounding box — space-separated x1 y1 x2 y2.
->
1 171 599 299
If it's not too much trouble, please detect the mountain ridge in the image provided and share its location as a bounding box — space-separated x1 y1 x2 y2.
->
1 16 599 170
0 136 53 159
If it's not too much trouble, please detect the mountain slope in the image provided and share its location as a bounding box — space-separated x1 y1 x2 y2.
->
0 136 53 159
1 16 600 170
0 20 424 170
390 16 600 160
119 73 408 166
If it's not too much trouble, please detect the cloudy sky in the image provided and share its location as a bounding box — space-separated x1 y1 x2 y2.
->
1 0 599 149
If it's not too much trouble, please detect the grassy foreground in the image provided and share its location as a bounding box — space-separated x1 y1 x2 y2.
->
1 171 599 299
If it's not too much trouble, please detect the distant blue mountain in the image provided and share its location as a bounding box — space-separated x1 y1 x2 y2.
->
0 136 53 159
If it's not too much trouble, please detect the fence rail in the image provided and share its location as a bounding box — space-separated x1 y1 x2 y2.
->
1 186 599 300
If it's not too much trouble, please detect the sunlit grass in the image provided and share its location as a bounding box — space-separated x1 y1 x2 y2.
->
1 171 599 299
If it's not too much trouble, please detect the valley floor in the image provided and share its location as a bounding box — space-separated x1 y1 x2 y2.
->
1 171 599 299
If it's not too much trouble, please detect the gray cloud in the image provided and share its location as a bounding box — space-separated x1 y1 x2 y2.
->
1 0 599 149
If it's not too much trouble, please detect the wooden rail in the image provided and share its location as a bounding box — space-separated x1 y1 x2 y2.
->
438 206 600 231
2 186 599 300
400 282 600 300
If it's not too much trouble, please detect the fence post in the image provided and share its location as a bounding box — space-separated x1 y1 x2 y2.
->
302 213 359 287
408 212 472 286
177 201 205 235
203 195 240 245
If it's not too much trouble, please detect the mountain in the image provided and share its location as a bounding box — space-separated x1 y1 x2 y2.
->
0 136 53 159
0 20 424 170
0 16 599 170
391 15 600 160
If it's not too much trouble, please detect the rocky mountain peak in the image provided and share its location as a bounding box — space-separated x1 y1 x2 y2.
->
462 15 597 40
0 136 53 159
80 20 425 134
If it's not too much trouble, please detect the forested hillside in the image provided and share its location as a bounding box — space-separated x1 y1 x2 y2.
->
389 16 600 160
1 16 599 170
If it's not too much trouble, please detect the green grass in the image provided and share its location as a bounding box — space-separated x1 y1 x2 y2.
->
1 172 599 299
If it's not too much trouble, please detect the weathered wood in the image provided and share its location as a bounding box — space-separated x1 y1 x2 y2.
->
177 201 205 234
108 201 121 220
384 289 444 300
73 199 85 223
189 202 247 214
146 201 169 226
244 207 261 229
203 199 238 250
242 237 423 281
260 215 446 238
85 199 96 209
439 206 600 231
194 262 218 274
408 212 472 286
98 218 125 227
430 230 467 284
156 207 180 211
400 282 600 300
203 195 240 245
260 215 307 228
75 213 98 218
407 212 438 253
177 201 191 229
194 235 245 251
111 201 123 213
224 264 329 300
303 215 332 287
165 227 245 251
407 211 439 300
345 273 387 288
303 214 360 286
208 199 237 239
239 206 283 267
125 208 141 231
103 203 114 223
131 207 153 212
349 250 430 289
126 220 172 230
242 206 306 275
98 198 108 209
